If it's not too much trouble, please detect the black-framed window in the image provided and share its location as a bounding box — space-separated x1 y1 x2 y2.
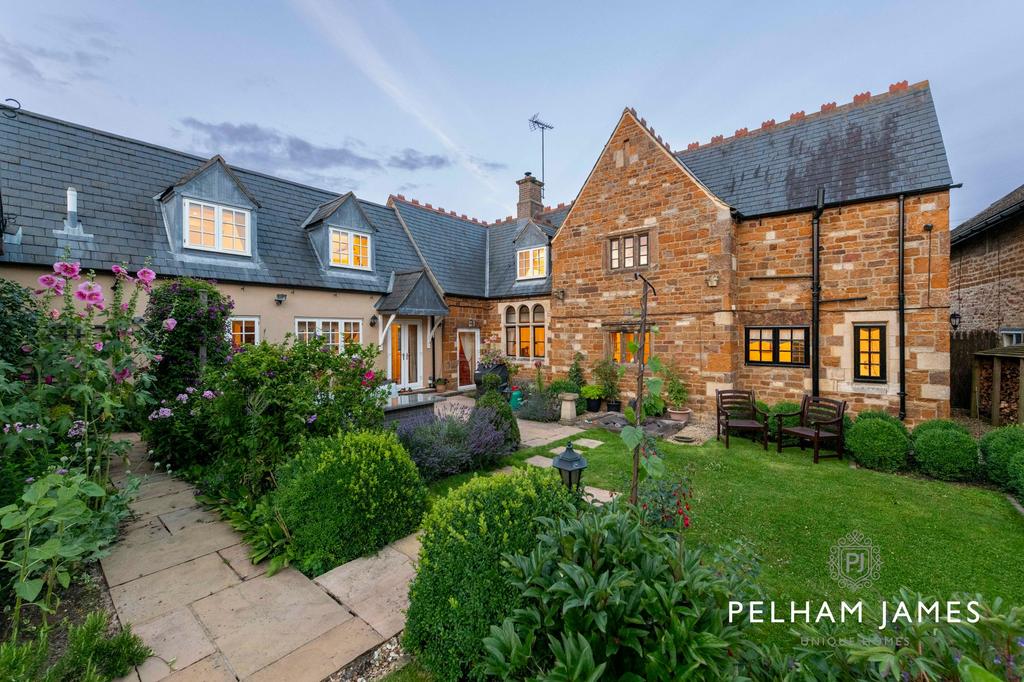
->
745 326 809 367
854 324 886 382
609 232 649 270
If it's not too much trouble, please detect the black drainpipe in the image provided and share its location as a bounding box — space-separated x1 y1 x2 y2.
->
897 194 907 420
811 187 825 396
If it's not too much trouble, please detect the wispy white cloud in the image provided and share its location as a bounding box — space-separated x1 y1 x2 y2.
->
289 0 506 208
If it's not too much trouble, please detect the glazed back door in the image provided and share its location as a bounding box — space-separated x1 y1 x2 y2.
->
457 329 479 389
386 320 424 389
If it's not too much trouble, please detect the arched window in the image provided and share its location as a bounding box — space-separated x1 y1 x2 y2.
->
503 303 547 361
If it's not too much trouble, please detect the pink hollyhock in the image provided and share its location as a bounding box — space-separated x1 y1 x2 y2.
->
154 354 163 362
163 318 177 332
37 274 57 288
74 281 102 303
53 261 81 279
120 302 130 312
113 367 132 383
136 268 156 284
93 342 103 352
49 309 60 320
111 264 127 276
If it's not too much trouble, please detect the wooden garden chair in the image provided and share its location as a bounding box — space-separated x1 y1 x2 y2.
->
716 389 769 450
776 396 847 463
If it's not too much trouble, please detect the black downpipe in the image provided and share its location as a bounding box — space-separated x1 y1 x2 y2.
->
897 194 907 420
811 187 825 397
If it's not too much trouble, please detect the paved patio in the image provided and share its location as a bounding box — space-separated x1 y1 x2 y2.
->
438 393 584 447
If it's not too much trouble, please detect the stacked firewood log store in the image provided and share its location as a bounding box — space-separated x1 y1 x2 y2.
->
972 344 1024 425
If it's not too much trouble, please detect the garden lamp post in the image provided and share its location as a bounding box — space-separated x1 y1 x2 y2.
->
552 441 587 491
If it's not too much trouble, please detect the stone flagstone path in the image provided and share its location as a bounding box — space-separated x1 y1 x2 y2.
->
106 415 605 681
107 435 419 682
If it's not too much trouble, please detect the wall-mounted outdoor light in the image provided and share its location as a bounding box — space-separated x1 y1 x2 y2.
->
369 315 378 327
274 293 287 306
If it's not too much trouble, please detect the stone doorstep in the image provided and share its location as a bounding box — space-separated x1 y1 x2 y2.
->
131 608 216 682
191 568 353 679
102 521 241 587
245 617 383 682
110 553 240 626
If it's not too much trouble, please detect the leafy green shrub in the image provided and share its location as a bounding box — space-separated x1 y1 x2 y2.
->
274 430 426 576
913 429 979 481
483 504 760 681
1009 451 1024 498
567 352 586 392
476 386 521 447
142 384 220 469
404 468 573 681
0 278 39 368
203 339 386 492
767 400 802 442
0 611 151 681
580 384 604 400
144 278 233 401
592 358 623 402
846 418 909 472
979 425 1024 488
911 418 970 446
855 409 909 438
515 390 559 422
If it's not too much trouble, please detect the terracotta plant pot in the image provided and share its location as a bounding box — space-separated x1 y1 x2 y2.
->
435 383 448 393
667 407 692 424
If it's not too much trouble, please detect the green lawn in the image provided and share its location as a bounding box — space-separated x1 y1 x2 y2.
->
399 427 1024 676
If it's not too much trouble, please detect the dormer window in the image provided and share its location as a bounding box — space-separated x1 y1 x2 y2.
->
184 199 250 255
330 228 371 270
517 246 547 280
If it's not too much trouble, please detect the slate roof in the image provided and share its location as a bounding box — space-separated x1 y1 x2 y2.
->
951 183 1024 246
391 198 490 297
0 110 423 293
487 219 555 298
675 81 953 217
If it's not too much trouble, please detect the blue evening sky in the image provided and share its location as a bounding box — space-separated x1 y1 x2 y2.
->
2 1 1021 225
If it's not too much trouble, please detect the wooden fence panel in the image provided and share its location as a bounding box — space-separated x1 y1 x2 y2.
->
950 330 999 410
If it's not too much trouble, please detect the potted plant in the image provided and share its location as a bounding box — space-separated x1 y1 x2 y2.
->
594 358 624 412
580 384 604 412
433 377 448 393
662 365 691 423
474 340 509 394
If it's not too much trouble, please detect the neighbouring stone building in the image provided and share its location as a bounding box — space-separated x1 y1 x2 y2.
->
550 81 953 423
1 81 954 423
949 183 1024 413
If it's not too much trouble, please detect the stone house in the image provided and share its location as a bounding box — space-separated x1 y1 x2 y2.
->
549 81 953 423
1 81 954 422
949 183 1024 411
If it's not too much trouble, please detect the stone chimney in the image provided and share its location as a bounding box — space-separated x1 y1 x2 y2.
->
516 172 543 220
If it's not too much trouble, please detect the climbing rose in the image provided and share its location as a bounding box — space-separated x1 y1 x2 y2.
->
163 318 177 331
154 354 163 362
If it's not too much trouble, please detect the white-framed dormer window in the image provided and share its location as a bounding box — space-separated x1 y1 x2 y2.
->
227 317 260 348
184 199 251 255
516 246 547 280
294 318 362 351
329 228 371 270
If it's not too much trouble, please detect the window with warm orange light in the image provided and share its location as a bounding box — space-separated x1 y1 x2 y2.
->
610 330 651 364
503 304 546 359
516 247 547 279
228 317 259 348
745 327 808 366
329 228 371 270
854 324 886 382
